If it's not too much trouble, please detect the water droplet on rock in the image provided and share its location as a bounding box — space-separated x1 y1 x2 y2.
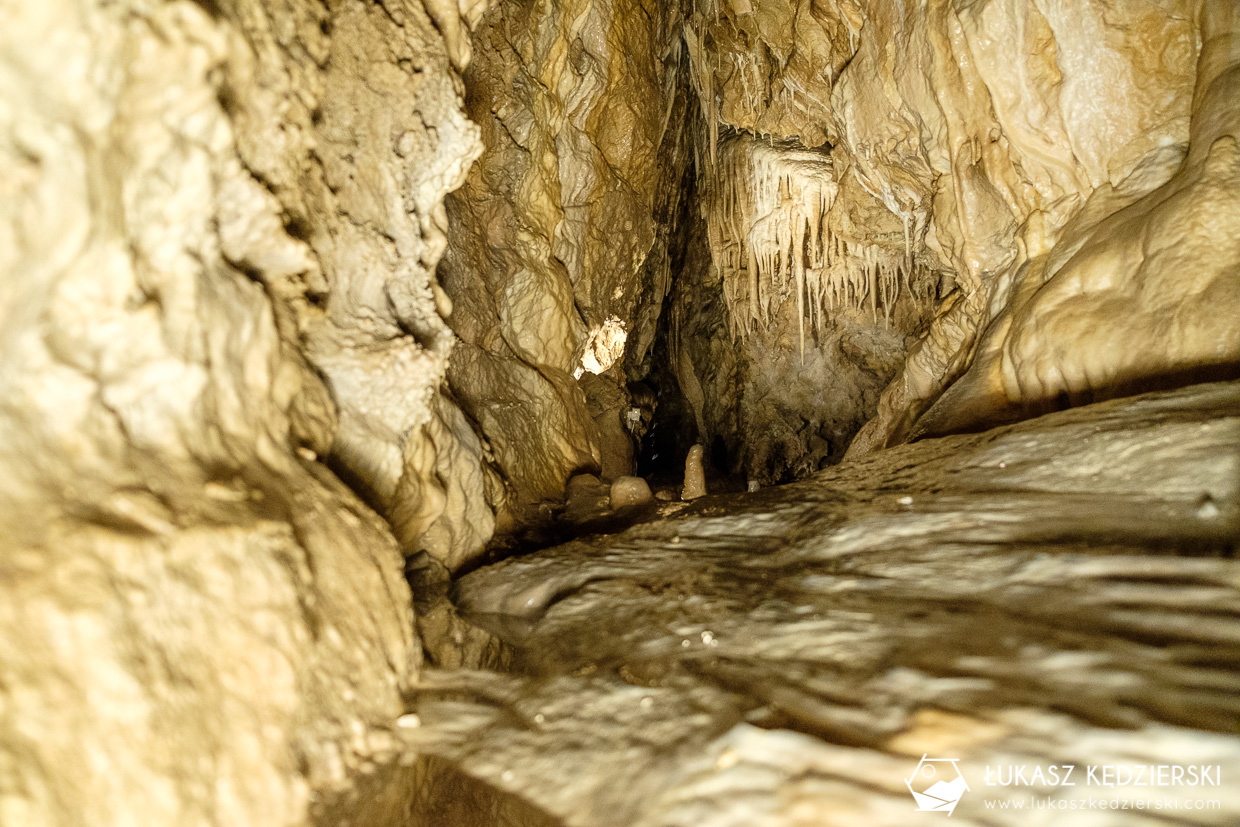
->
1197 495 1220 520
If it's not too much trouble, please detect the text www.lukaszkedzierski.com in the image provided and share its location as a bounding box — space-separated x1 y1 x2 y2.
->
984 797 1221 811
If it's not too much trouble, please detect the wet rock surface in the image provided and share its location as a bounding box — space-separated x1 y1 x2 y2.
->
406 381 1240 825
4 1 1238 824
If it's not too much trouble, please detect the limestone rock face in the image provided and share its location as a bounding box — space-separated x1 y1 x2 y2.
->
685 0 863 150
906 2 1240 439
3 0 1238 823
215 0 491 569
662 137 935 483
439 0 691 520
0 0 482 823
668 5 945 483
675 0 1234 463
823 0 1238 452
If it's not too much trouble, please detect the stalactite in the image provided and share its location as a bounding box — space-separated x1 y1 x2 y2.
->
704 134 918 357
902 211 914 297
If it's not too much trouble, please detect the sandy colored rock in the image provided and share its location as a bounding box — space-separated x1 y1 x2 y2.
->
581 371 639 480
825 0 1236 453
610 476 654 509
437 0 690 524
425 381 1240 827
682 445 707 501
0 0 482 824
216 0 492 569
661 208 931 483
907 2 1240 439
676 0 1232 464
3 0 1237 824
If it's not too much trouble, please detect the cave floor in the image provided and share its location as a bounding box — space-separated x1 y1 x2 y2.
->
404 380 1240 826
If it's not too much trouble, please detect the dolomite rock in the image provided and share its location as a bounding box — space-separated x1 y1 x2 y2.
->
0 0 482 823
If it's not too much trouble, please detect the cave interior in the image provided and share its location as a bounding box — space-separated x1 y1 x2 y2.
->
1 0 1239 825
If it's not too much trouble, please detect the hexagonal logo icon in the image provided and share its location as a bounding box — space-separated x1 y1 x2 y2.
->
906 755 969 816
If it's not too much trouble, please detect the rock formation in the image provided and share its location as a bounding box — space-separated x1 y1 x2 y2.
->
430 380 1240 827
841 0 1238 453
609 476 654 510
681 444 707 501
904 1 1240 441
1 0 1237 825
0 0 449 822
436 0 691 532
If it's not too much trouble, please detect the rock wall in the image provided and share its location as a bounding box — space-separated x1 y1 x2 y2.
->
2 0 1237 822
217 0 491 569
438 0 692 525
415 379 1240 827
827 0 1238 452
666 1 943 483
0 0 485 823
905 0 1240 441
672 0 1236 465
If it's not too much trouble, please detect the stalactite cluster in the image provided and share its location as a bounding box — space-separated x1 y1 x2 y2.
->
704 134 919 354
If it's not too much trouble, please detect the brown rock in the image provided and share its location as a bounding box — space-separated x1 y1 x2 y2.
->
682 445 707 501
610 476 654 509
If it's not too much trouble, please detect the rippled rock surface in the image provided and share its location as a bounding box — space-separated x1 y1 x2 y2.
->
405 380 1240 826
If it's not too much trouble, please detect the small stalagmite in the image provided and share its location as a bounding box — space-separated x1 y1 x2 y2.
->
682 444 707 500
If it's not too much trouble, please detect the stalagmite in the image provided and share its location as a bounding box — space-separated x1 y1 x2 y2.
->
681 444 707 500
